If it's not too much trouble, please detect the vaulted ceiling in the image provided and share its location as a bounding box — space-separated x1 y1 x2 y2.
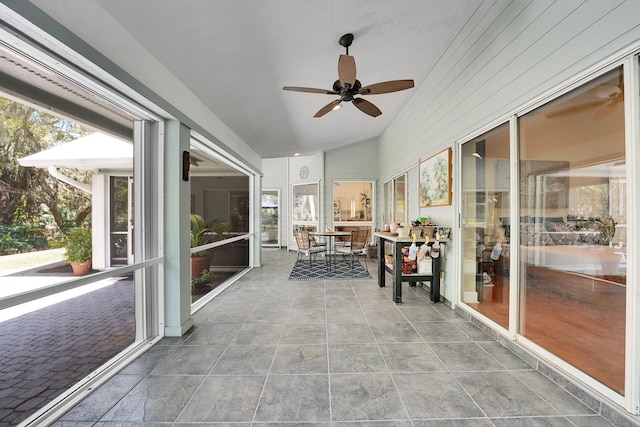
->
28 0 482 159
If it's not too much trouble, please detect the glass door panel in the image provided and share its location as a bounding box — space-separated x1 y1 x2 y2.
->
261 189 280 247
460 123 510 329
518 66 626 394
291 182 320 248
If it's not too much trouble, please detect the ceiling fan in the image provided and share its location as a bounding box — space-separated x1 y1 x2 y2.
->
545 70 623 120
283 33 414 118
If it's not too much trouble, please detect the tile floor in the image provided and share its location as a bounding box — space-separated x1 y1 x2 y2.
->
55 249 622 426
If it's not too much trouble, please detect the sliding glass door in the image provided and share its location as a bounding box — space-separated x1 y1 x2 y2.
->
460 64 628 398
460 123 510 329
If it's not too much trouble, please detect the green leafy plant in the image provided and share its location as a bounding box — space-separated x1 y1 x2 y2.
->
191 269 213 288
0 224 48 255
62 227 92 264
190 214 230 257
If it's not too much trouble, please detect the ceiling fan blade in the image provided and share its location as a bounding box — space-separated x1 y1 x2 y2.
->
359 79 415 95
353 98 382 117
545 100 605 119
338 54 356 88
283 86 337 94
314 100 341 118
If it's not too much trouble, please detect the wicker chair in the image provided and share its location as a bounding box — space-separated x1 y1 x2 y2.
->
293 231 327 269
335 229 369 273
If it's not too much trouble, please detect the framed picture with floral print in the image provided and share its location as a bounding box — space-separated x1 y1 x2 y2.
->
419 148 452 207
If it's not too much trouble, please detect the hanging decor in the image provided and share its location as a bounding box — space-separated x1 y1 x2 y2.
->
419 148 452 207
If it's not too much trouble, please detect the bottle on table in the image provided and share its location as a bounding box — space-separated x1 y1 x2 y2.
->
431 232 440 259
408 233 418 260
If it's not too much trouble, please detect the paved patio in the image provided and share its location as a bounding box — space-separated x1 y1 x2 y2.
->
0 268 134 426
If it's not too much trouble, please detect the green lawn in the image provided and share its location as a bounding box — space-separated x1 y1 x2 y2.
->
0 248 65 272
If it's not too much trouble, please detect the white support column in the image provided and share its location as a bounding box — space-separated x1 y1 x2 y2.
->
252 174 262 267
163 121 193 336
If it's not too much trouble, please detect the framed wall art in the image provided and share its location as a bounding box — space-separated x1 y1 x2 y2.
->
419 148 452 207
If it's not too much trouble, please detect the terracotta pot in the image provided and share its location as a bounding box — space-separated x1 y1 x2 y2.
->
70 261 91 276
191 255 213 279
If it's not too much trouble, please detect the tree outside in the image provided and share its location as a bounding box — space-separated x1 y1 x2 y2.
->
0 97 92 255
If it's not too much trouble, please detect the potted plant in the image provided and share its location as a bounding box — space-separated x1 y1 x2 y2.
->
63 227 92 276
191 269 214 292
190 214 230 280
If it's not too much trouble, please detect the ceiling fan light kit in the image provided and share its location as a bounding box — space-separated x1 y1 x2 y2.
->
283 33 415 118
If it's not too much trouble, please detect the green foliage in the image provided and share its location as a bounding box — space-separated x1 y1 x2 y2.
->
62 228 92 264
191 269 213 288
190 214 230 257
0 224 48 255
0 97 92 229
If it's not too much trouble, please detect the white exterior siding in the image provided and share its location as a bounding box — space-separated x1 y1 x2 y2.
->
381 1 640 179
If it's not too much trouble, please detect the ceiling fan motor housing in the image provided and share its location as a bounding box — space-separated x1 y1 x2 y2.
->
333 79 361 102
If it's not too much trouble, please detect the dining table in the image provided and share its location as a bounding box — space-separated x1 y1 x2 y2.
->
309 230 351 271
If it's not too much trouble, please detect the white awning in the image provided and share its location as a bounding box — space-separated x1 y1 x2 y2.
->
18 132 133 171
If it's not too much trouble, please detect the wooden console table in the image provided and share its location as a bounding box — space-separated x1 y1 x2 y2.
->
375 232 443 304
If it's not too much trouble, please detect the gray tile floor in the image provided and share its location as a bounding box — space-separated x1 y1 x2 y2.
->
56 249 618 426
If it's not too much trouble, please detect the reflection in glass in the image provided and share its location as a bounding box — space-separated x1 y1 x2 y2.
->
519 66 626 394
394 175 406 224
460 123 510 328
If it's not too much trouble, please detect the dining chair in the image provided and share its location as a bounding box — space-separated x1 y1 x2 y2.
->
336 229 369 273
309 233 326 248
294 231 327 269
334 226 359 249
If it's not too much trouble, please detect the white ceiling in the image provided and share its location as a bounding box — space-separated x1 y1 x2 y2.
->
30 0 482 159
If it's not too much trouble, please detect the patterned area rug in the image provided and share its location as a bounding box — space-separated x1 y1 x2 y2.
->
288 258 372 280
